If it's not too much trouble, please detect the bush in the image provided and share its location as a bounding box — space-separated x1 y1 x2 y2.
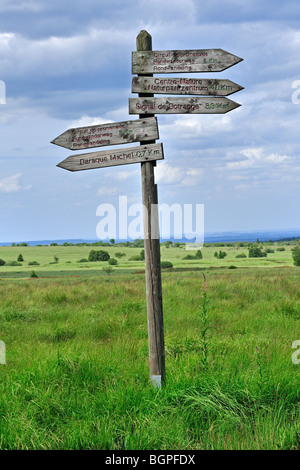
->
228 265 237 269
183 254 195 260
128 250 145 261
108 258 118 265
102 266 114 276
129 255 143 261
28 261 40 266
265 248 274 253
235 253 247 258
248 246 267 258
0 259 5 266
30 271 38 278
214 250 227 259
88 250 110 262
292 246 300 266
77 258 88 263
5 261 22 266
17 254 24 262
161 261 173 269
115 252 126 259
195 250 203 259
276 247 285 251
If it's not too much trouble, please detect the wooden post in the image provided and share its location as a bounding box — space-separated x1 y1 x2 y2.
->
137 30 166 387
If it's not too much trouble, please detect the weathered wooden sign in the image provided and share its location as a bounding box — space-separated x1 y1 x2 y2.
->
51 117 159 151
129 97 240 115
57 143 164 171
132 77 243 97
132 49 243 74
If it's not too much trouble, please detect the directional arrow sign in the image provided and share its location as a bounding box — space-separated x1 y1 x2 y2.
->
57 143 164 172
132 77 243 97
132 49 243 74
129 97 240 115
51 117 159 151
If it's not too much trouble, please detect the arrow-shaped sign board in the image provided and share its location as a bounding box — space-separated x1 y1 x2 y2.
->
132 49 243 74
132 77 243 97
129 97 240 115
51 117 159 151
57 143 164 172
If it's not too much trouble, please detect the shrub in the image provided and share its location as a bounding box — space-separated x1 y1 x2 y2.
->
265 248 274 253
5 261 22 266
108 258 118 265
214 250 227 259
228 265 237 269
248 246 267 258
276 247 285 251
28 261 40 266
195 250 203 259
236 253 247 258
0 259 5 266
102 266 114 276
17 254 24 262
161 261 173 269
129 255 143 261
183 254 195 260
30 271 38 278
77 258 88 263
88 250 110 262
115 252 126 259
292 246 300 266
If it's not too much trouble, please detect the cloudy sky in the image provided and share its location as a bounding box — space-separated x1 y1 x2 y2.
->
0 0 300 242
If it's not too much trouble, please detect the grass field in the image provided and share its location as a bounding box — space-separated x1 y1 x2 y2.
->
0 243 299 449
0 242 295 278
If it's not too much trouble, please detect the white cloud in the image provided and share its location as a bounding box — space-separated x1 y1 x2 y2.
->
156 161 203 186
97 187 119 196
160 114 234 142
226 148 292 170
0 1 42 12
114 168 139 181
70 115 113 129
156 162 183 185
182 168 204 186
0 173 31 193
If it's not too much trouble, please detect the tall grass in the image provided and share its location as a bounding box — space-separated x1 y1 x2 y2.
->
0 267 299 449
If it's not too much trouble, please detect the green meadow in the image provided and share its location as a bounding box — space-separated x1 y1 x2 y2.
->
0 241 295 278
0 242 299 449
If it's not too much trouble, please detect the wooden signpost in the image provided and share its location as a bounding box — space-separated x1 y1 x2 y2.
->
52 117 159 151
136 31 166 389
132 48 243 74
57 143 164 171
130 32 242 388
129 96 240 115
53 29 243 389
132 77 243 96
